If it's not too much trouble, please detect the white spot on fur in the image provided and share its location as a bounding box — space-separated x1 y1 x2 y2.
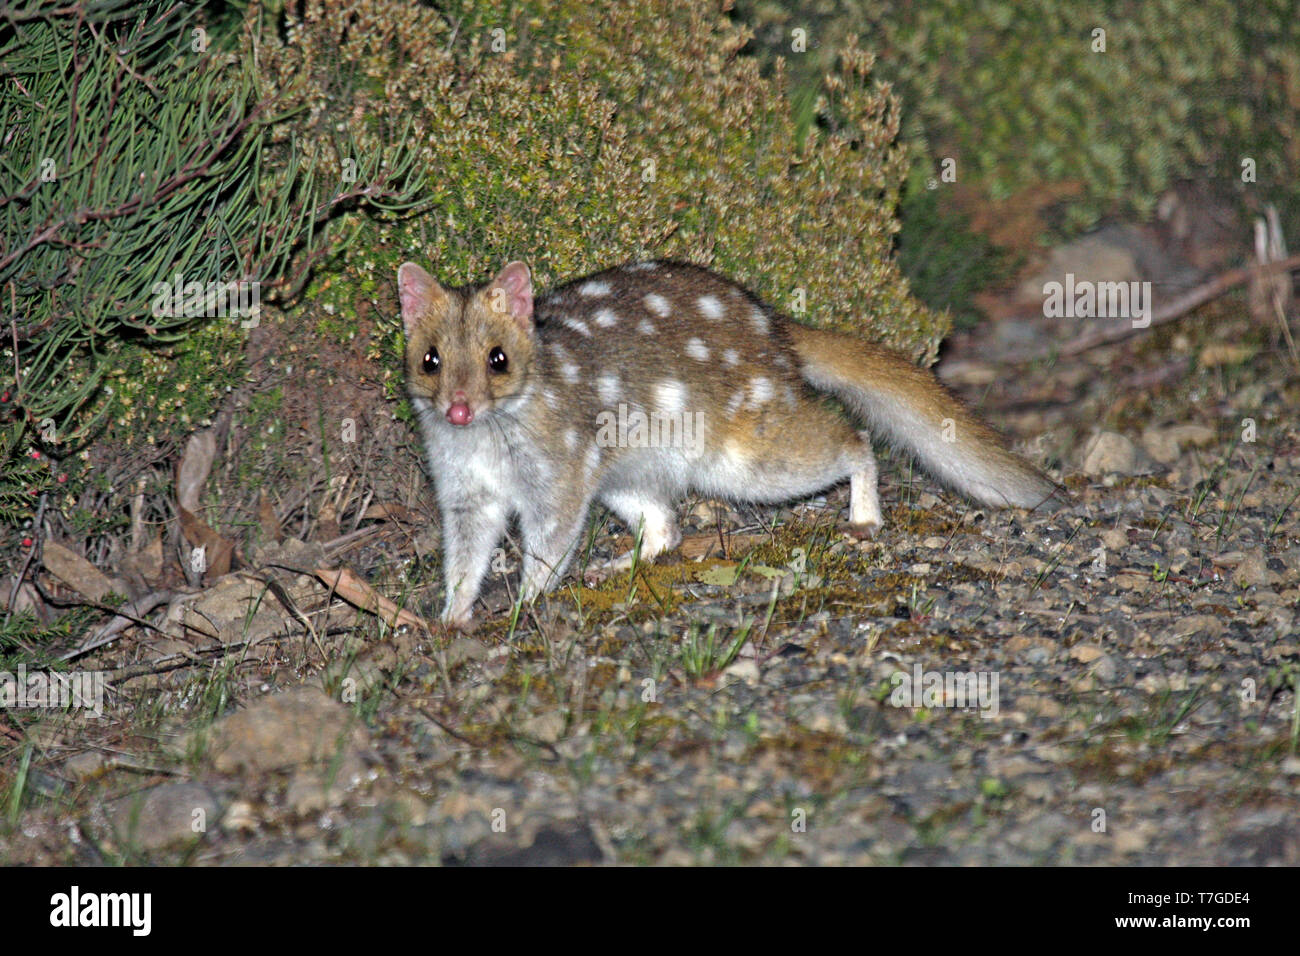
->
638 318 656 335
585 444 602 474
784 384 797 407
697 295 723 319
774 354 789 368
748 376 774 407
685 337 709 361
579 280 611 297
563 317 592 337
722 348 740 366
750 306 770 335
565 428 579 451
626 261 659 272
596 372 621 405
725 389 745 418
594 308 618 328
550 344 581 384
644 293 670 317
544 389 558 410
655 380 687 414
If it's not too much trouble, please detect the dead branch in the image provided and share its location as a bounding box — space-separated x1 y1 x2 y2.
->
1007 252 1300 364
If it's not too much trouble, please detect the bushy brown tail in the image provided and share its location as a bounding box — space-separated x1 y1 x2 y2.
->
787 325 1057 509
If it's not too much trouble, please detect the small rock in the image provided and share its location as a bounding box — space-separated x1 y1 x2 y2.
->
1081 431 1143 477
1091 654 1119 682
63 751 108 781
285 750 368 815
521 712 566 743
1100 528 1128 551
222 799 258 832
722 658 760 685
1164 424 1214 447
444 637 491 667
1113 828 1148 854
1231 552 1271 588
198 684 370 774
1140 427 1182 465
109 782 221 851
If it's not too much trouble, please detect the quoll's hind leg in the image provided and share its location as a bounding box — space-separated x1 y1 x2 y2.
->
847 430 882 537
708 407 883 536
585 489 682 585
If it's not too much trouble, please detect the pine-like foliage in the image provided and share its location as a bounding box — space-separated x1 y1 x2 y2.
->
0 0 424 525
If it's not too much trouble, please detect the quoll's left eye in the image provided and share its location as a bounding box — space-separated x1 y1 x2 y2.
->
488 346 508 373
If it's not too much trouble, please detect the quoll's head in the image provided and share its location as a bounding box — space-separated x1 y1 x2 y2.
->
397 260 535 427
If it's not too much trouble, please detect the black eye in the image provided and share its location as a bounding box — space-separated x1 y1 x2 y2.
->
488 347 508 373
423 348 440 374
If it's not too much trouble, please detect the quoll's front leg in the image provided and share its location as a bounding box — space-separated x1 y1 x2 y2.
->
439 500 509 628
516 497 594 605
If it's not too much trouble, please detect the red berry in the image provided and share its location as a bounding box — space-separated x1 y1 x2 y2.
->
21 537 32 548
57 474 67 483
30 451 40 459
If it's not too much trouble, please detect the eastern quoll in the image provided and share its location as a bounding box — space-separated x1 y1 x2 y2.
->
397 259 1056 627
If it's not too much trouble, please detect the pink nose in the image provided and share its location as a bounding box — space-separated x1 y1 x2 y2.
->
446 392 473 425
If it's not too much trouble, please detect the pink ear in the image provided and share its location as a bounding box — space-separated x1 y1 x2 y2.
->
397 262 444 334
488 261 533 330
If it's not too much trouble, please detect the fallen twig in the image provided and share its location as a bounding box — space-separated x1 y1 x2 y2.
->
60 590 176 662
1007 252 1300 364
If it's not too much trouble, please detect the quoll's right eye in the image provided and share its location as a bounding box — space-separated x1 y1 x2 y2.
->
423 348 440 374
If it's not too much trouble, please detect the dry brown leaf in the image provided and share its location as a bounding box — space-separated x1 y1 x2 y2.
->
176 430 217 513
314 566 427 630
179 506 234 578
42 540 118 602
258 492 280 542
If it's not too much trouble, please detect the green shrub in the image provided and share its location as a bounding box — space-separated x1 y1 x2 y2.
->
257 0 943 374
895 169 1017 331
737 0 1300 237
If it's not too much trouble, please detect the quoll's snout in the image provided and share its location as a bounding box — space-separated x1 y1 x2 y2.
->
447 390 473 425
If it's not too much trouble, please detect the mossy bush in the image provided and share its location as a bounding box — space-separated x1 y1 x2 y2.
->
255 0 944 373
737 0 1300 237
